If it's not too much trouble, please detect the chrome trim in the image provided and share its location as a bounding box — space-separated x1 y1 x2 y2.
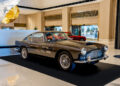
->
14 48 20 52
86 50 103 59
74 55 108 64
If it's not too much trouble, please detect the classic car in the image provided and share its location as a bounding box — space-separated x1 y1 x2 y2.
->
15 31 108 71
65 32 86 41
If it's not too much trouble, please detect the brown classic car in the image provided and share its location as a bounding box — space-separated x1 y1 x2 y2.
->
15 31 108 71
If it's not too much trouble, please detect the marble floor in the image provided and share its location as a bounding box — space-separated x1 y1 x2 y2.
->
0 41 119 86
98 41 120 66
0 59 75 86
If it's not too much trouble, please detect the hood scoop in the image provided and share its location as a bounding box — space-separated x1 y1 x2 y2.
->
86 42 94 45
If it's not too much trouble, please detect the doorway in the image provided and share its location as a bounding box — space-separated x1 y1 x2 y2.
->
45 26 62 31
71 25 99 40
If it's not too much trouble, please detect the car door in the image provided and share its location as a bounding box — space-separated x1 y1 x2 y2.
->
43 32 56 58
28 32 46 56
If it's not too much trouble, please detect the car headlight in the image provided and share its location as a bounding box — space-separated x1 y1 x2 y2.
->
81 48 87 55
104 46 108 51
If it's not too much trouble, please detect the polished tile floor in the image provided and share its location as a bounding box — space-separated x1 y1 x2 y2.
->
0 59 74 86
98 41 120 66
0 41 120 86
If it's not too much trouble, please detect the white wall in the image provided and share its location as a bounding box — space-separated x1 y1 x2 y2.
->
0 30 38 45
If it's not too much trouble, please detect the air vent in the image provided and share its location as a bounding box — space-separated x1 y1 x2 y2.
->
86 42 94 45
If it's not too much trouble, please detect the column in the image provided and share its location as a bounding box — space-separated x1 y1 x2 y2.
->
27 14 36 30
62 7 71 32
98 0 111 41
36 12 45 31
27 11 45 31
115 0 120 49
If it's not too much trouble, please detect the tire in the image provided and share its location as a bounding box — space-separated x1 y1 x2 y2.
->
21 47 29 59
57 51 76 71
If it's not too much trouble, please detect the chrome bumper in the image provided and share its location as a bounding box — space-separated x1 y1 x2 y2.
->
14 48 20 52
74 55 108 64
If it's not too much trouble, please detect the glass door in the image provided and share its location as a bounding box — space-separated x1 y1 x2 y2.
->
81 25 98 40
71 26 81 36
71 25 99 40
45 26 62 31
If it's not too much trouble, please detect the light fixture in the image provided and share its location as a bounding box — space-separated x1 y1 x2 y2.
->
0 0 20 24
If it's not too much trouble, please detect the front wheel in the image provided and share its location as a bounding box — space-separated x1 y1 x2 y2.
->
21 48 29 59
57 51 76 71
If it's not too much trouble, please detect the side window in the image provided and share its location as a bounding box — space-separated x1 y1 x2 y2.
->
31 33 44 43
45 32 53 42
24 34 32 42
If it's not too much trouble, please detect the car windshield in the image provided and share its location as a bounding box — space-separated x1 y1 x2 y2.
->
45 32 69 41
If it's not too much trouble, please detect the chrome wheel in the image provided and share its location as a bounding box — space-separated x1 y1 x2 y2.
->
21 48 28 59
59 54 71 69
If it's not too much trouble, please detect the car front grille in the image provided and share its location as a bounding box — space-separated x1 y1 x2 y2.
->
86 50 103 58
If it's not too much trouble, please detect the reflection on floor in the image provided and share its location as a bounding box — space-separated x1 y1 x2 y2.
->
0 59 73 86
0 41 120 86
0 48 19 57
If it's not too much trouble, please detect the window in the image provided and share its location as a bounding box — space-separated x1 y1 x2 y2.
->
45 32 68 42
71 25 99 39
32 33 44 43
45 32 53 42
81 25 98 39
45 26 62 31
24 34 32 42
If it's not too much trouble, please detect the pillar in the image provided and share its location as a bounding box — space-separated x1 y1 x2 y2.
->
27 11 45 31
98 0 111 41
62 7 71 32
36 12 45 31
115 0 120 49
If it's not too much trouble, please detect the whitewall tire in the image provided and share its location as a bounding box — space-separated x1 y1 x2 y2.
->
21 48 28 59
58 51 76 71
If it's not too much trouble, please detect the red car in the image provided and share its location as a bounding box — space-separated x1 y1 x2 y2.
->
65 32 86 41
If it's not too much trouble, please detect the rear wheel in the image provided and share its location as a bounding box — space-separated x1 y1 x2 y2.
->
21 48 29 59
57 51 76 71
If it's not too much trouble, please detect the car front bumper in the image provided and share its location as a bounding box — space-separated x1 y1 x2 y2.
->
74 55 108 64
14 48 20 52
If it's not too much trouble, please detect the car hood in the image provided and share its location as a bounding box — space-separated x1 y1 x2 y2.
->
56 40 105 51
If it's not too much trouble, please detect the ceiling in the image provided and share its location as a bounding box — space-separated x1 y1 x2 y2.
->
19 0 85 8
18 0 95 14
19 8 39 15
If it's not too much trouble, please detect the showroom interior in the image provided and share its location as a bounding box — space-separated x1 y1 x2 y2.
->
0 0 117 41
0 0 120 86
